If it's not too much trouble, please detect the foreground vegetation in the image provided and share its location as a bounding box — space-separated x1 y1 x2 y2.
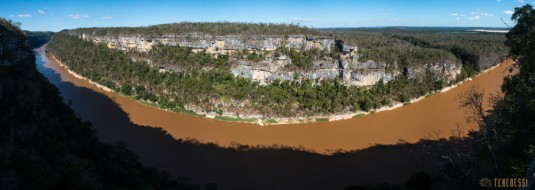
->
426 5 535 189
0 18 195 189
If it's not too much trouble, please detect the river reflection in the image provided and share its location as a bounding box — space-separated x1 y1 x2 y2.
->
35 46 511 189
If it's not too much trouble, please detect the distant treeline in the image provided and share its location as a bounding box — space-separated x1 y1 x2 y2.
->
23 31 55 49
72 22 324 36
327 28 508 71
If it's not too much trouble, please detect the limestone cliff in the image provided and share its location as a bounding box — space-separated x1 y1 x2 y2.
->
70 32 461 86
74 32 334 53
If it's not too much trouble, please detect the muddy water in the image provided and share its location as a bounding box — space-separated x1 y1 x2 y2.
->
36 47 513 153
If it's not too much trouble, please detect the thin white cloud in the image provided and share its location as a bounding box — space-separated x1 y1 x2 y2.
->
381 13 389 16
68 14 89 19
9 15 14 17
466 11 494 20
68 14 81 19
17 14 31 18
102 16 112 19
291 17 313 22
504 10 514 15
471 12 492 16
518 0 524 3
37 9 45 14
452 14 463 20
469 15 481 20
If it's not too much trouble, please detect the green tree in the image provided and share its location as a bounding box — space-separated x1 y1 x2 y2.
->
443 5 535 189
490 4 535 176
120 84 133 96
505 4 535 58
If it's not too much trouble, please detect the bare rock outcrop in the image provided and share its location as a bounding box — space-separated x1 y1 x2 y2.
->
72 32 462 86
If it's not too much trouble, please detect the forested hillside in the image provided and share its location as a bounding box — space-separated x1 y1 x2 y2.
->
23 31 54 49
0 18 195 189
328 28 507 74
74 22 322 36
46 23 508 122
48 32 450 119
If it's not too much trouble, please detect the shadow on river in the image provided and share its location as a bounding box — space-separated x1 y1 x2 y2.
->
35 47 493 189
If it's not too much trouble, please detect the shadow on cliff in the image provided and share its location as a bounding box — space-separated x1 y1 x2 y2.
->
35 51 467 190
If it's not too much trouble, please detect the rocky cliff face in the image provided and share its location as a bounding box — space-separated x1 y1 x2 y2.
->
0 25 31 67
231 54 460 86
74 32 334 53
72 32 461 86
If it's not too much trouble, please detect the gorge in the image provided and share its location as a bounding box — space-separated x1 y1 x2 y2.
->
3 1 535 189
73 31 460 87
69 26 461 86
38 46 513 153
1 17 527 190
35 38 514 189
46 23 507 124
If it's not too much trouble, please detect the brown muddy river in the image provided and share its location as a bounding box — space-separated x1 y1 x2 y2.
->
35 46 513 189
40 48 511 153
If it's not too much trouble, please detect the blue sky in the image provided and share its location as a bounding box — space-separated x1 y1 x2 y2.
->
1 0 532 31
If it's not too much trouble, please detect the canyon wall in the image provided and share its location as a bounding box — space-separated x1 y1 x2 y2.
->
75 33 334 53
71 32 461 86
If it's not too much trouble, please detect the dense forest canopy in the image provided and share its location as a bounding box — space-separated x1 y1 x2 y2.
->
48 31 456 118
0 18 23 35
23 31 55 49
68 23 507 76
0 18 196 189
325 28 508 71
72 22 324 36
46 23 509 119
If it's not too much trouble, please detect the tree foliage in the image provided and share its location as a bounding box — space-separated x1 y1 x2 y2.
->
23 31 55 49
437 4 535 189
326 28 507 71
505 4 535 58
485 4 535 177
47 32 450 117
0 18 195 189
73 22 323 36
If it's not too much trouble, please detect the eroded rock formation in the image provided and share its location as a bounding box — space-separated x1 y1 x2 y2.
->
71 32 461 86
